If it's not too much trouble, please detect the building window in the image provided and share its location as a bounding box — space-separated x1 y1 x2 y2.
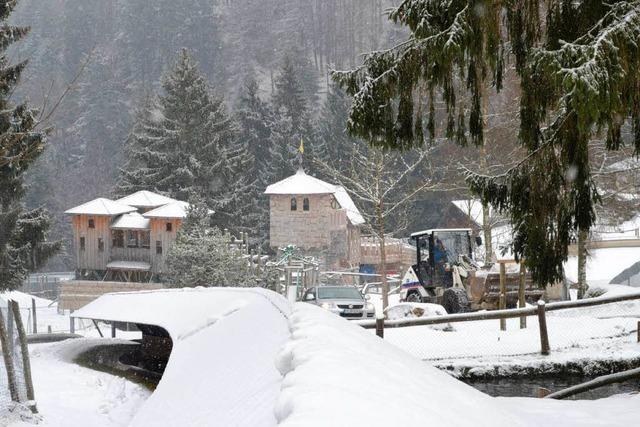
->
303 197 310 211
112 230 124 248
127 230 139 248
290 197 297 211
140 231 151 249
88 218 95 229
156 240 163 255
98 238 104 252
166 222 173 232
79 237 85 251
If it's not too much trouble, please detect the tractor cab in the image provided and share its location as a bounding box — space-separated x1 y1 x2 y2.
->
400 228 478 312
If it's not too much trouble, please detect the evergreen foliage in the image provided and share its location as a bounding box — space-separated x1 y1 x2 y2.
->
116 49 252 231
334 0 640 284
235 76 273 244
165 201 257 288
0 0 60 290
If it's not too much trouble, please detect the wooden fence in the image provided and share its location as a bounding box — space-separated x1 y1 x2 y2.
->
358 291 640 355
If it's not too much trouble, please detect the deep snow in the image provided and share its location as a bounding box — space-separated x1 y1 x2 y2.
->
3 288 640 426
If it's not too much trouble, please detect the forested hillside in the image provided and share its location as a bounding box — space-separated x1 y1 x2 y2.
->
7 0 403 269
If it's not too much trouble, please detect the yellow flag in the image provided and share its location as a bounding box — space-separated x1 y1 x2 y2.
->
299 138 304 154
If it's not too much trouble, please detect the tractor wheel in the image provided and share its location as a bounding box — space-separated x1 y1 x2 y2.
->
406 291 423 303
442 288 471 314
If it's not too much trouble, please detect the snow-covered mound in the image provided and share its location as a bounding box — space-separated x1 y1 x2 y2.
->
0 290 53 308
274 303 521 426
386 302 447 319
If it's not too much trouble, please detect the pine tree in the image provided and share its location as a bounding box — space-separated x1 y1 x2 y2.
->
0 0 60 291
270 55 317 174
236 76 273 245
165 200 257 288
116 49 252 231
334 0 640 285
315 82 364 176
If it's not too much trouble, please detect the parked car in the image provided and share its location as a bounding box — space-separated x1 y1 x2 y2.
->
303 286 375 320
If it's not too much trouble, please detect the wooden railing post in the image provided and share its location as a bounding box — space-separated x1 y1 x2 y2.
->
519 263 526 329
0 305 19 402
375 311 385 338
69 311 75 334
537 300 550 355
499 262 507 331
32 297 38 334
10 301 38 413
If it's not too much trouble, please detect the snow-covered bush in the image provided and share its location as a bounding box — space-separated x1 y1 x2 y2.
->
166 202 257 288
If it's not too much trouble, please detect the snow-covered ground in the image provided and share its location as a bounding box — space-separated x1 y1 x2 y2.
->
3 287 640 426
5 339 150 427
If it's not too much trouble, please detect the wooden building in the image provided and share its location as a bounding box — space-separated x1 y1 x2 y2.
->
65 191 190 282
265 168 364 269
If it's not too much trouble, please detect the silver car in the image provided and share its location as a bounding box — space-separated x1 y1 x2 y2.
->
303 286 375 320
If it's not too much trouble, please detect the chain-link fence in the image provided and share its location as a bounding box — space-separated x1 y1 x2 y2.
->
367 293 640 367
0 301 31 416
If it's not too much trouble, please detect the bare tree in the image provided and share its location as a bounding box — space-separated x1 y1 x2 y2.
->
315 143 448 311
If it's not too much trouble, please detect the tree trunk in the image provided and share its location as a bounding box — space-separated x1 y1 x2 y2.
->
377 201 389 313
482 202 493 263
577 228 588 299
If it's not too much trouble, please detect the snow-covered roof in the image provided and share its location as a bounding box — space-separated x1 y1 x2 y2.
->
116 190 176 209
564 247 640 285
264 168 336 195
64 198 137 216
451 199 486 226
143 201 190 219
110 212 150 230
106 260 151 271
265 169 365 226
333 186 365 225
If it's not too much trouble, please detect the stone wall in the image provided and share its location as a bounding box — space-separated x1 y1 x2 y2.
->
269 194 335 249
59 280 164 311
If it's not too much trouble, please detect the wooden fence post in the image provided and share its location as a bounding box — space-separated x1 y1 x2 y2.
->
69 313 75 334
10 301 38 413
537 300 550 355
519 263 527 329
111 322 116 338
0 305 20 402
499 262 506 331
375 312 385 338
32 298 37 334
637 321 639 343
7 304 14 353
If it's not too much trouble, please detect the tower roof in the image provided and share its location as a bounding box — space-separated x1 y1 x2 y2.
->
265 169 365 226
264 169 336 195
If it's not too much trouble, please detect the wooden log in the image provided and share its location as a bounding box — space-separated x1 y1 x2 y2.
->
92 320 103 338
545 367 640 399
0 305 20 402
519 263 527 329
10 301 38 413
536 387 551 398
32 298 37 334
499 263 506 331
537 300 550 355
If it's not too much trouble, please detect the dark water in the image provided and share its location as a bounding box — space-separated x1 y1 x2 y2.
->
464 376 640 400
75 343 161 390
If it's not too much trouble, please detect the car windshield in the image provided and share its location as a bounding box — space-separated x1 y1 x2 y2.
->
318 287 362 300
